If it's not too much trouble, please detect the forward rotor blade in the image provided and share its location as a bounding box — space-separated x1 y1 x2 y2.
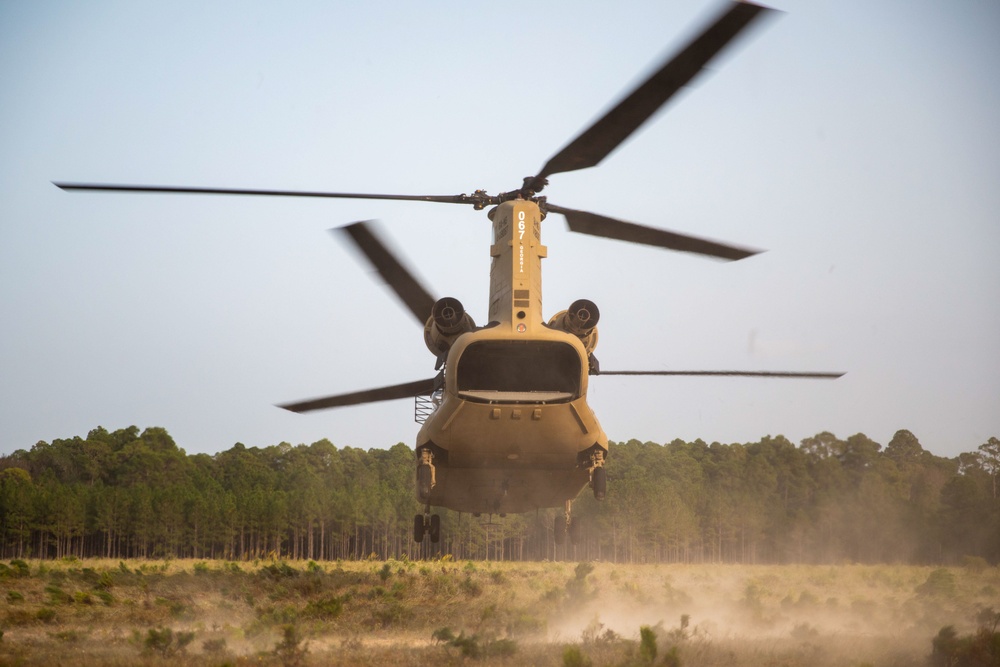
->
595 370 844 378
548 204 758 260
53 182 475 205
536 1 773 180
279 378 436 412
338 221 436 326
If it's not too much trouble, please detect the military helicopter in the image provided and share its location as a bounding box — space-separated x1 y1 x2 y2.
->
55 1 842 544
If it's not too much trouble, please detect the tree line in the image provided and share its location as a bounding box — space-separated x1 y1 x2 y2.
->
0 426 997 564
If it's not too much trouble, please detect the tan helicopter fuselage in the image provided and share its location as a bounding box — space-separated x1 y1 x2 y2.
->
415 199 608 514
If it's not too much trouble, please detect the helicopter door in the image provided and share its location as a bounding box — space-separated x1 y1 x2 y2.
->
455 340 581 403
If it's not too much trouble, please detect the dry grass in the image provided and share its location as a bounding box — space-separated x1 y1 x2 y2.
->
0 557 997 666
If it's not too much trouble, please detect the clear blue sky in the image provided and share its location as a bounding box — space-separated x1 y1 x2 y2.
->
2 0 998 458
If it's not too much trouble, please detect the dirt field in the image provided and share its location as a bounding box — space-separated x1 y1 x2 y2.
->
1 557 996 665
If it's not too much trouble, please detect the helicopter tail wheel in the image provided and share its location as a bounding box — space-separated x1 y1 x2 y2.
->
429 514 441 543
592 466 607 501
413 514 426 543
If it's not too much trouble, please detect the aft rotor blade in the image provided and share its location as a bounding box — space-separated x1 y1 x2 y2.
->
548 204 759 261
279 378 437 412
595 370 844 378
536 1 774 179
338 221 436 326
53 182 476 205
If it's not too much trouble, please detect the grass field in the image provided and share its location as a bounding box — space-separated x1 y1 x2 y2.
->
1 557 997 666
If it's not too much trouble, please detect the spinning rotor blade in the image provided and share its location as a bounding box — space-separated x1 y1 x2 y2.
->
534 1 773 181
596 370 844 378
338 221 435 326
279 378 437 413
53 182 478 205
547 204 758 260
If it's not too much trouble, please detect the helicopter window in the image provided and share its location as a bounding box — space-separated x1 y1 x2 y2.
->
456 340 581 402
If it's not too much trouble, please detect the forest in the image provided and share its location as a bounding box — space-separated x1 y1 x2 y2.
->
0 426 997 565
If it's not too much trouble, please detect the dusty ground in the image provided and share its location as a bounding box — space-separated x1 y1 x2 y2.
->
0 558 996 665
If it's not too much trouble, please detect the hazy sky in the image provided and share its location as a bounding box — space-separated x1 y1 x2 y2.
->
2 0 998 459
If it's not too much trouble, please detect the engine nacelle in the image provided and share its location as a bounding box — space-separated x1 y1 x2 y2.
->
424 297 476 358
547 299 600 355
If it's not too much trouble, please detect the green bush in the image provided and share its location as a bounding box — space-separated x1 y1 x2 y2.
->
9 560 30 578
431 627 455 644
44 585 71 605
461 574 483 597
36 607 57 623
273 624 308 666
640 625 657 664
303 595 345 619
144 627 194 657
917 568 957 598
930 625 1000 667
962 555 989 573
563 645 592 667
202 637 227 654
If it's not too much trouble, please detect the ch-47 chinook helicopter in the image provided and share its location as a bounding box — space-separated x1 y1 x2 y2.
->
56 1 842 544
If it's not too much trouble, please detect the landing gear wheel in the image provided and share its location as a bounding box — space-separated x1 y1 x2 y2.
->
413 514 425 543
592 466 607 501
429 514 441 543
416 465 432 502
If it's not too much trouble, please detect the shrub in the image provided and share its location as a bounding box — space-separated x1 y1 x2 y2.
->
917 569 957 598
260 561 298 579
432 627 455 644
44 585 71 605
97 571 114 589
451 632 481 658
791 623 819 640
436 629 517 659
4 609 33 626
144 627 194 657
567 563 595 601
461 574 482 597
9 560 30 578
489 638 518 657
563 645 592 667
273 624 308 666
202 637 228 654
640 625 657 664
663 645 682 667
303 595 345 619
372 599 412 627
743 581 765 610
